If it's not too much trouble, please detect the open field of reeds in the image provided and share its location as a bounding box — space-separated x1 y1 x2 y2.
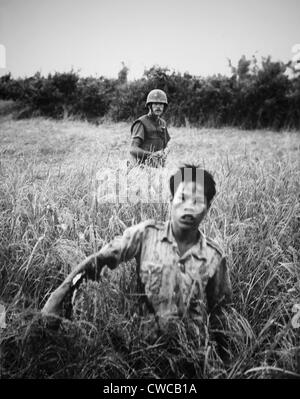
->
0 116 299 378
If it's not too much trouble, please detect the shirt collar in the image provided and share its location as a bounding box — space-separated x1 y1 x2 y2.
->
161 220 174 244
161 220 208 261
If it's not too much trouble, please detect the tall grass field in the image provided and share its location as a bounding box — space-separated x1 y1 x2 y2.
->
0 115 299 378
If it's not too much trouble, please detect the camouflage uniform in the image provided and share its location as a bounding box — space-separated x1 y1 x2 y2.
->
129 114 171 167
99 219 232 340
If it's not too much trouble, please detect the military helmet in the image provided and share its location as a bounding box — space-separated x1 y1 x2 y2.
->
146 89 168 106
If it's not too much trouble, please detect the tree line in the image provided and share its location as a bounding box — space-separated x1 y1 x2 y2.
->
0 55 299 130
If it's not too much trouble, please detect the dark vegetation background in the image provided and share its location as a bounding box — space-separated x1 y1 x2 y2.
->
0 55 299 130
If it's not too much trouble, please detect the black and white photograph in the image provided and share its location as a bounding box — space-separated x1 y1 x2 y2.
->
0 0 299 383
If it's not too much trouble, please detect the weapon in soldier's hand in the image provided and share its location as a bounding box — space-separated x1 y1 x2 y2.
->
41 251 102 318
155 150 165 159
164 147 170 156
42 272 86 330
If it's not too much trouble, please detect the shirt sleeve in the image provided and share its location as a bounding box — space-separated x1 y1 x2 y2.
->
165 127 171 145
206 257 232 313
205 256 232 363
131 121 145 142
99 222 145 270
131 137 143 148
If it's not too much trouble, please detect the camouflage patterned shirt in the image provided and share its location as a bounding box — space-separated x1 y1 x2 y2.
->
100 219 232 335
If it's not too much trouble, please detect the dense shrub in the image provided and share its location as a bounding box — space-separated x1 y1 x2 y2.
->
73 77 116 120
26 72 78 118
0 55 299 130
0 72 79 118
108 78 149 122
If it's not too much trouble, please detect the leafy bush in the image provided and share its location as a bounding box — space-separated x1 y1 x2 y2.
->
0 56 299 130
74 77 116 121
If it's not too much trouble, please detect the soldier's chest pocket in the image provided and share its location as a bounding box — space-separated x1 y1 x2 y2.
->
147 137 163 149
140 262 163 296
148 128 164 140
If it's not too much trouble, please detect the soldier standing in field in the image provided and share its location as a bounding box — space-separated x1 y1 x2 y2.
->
42 165 232 362
129 89 171 168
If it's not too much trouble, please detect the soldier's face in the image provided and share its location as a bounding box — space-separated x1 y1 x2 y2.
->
151 103 164 116
171 181 208 230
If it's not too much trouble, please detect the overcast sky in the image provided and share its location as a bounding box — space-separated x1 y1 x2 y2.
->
0 0 299 79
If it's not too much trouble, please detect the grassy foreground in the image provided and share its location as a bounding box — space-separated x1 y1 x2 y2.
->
0 117 299 378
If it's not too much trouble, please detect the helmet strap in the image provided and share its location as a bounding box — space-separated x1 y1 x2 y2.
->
148 104 155 117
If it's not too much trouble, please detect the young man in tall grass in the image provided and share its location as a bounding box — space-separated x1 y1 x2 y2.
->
42 165 232 361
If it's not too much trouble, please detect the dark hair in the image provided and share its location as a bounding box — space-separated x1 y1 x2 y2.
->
169 164 216 208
